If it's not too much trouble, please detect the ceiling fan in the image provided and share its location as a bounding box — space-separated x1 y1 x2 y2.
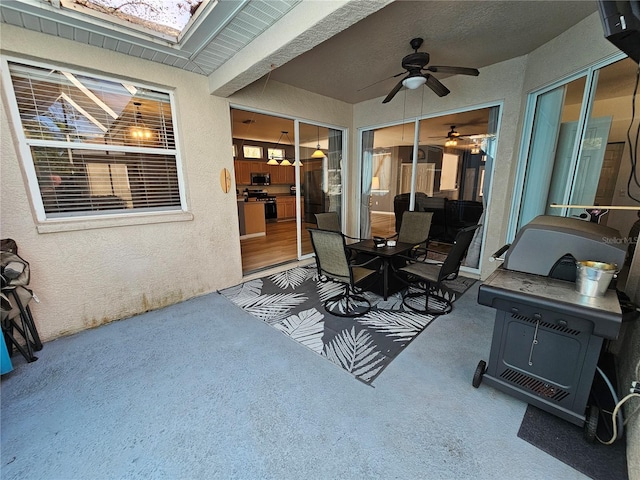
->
382 38 479 104
430 126 464 140
430 125 491 140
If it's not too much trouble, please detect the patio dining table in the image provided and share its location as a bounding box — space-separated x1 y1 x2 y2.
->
346 239 416 300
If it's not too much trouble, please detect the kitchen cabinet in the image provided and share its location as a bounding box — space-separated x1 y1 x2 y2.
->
268 164 295 185
234 160 251 185
234 160 295 186
276 196 303 220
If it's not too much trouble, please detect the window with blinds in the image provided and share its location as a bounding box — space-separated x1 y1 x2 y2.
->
7 61 183 219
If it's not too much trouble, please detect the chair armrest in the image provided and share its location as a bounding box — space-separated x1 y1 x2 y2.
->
393 254 444 267
344 234 366 242
349 255 383 271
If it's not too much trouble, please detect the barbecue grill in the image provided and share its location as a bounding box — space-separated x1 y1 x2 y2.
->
473 215 626 440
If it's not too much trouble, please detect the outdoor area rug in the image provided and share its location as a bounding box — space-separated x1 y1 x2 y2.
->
220 264 475 384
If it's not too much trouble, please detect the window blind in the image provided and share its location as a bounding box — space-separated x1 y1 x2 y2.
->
8 61 182 218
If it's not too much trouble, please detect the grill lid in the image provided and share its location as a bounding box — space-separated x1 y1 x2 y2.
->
503 216 626 277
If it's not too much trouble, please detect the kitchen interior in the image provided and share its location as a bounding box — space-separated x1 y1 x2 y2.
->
232 109 339 274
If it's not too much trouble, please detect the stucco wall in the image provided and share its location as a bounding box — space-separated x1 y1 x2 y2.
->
0 24 354 343
228 78 352 132
1 24 243 341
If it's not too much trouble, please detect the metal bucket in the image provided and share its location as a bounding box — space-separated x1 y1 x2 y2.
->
575 261 617 297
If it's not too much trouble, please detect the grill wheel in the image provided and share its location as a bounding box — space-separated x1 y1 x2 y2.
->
472 360 486 388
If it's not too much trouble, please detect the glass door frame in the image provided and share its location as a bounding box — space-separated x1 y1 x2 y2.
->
230 104 347 262
507 52 627 241
294 119 348 259
355 100 502 275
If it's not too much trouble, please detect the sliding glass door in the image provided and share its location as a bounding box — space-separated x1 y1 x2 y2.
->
298 122 344 256
510 55 638 240
360 120 415 240
358 106 499 271
230 108 346 273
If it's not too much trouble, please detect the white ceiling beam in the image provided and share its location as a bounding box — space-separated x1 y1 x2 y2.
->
207 0 393 98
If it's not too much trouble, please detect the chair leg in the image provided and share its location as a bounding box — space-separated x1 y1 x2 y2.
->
17 301 42 351
2 316 37 362
1 289 40 362
324 283 372 318
402 281 453 315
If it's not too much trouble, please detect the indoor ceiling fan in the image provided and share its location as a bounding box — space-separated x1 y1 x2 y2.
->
382 38 479 104
429 126 493 149
429 126 464 140
430 125 492 141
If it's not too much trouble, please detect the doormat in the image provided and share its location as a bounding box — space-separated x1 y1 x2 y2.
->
517 404 628 480
220 265 475 385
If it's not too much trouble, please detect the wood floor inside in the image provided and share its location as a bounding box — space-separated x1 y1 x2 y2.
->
239 212 449 274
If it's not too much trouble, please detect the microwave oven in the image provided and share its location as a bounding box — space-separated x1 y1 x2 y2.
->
250 172 270 186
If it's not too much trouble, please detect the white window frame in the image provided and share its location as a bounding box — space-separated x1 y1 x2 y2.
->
267 147 286 160
1 56 189 229
242 145 263 159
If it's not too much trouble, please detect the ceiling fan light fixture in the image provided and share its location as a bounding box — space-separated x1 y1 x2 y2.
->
402 75 426 90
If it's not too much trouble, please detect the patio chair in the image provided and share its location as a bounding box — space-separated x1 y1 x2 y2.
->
395 211 433 258
422 197 451 242
314 212 341 232
396 224 480 315
308 228 380 317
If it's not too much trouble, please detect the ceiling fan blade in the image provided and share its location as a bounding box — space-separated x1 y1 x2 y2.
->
426 66 480 76
425 75 450 97
358 71 405 92
382 78 405 104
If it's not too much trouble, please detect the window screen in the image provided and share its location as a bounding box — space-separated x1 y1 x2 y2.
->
7 61 182 219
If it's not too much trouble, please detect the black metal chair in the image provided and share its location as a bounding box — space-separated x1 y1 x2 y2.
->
394 211 433 258
314 212 341 232
396 224 480 315
308 228 379 317
422 197 451 243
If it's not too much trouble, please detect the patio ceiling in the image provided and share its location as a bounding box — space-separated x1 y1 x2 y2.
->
1 1 599 106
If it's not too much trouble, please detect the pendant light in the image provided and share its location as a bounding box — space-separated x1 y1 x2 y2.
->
311 126 325 158
130 102 153 141
268 130 294 166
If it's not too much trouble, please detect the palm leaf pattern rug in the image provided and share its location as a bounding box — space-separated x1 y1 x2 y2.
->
220 265 475 385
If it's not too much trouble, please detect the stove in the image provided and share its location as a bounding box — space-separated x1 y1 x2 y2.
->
247 190 277 220
254 196 276 203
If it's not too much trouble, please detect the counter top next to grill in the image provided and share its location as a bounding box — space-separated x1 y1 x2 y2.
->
478 267 622 339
